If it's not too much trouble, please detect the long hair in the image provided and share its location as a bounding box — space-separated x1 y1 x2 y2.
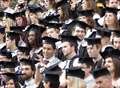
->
112 57 120 80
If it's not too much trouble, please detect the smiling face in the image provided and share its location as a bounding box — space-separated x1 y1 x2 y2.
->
104 57 114 73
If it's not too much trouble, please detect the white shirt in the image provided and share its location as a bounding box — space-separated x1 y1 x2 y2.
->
23 78 37 88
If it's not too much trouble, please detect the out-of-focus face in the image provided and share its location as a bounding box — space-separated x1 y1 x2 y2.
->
62 42 73 58
104 12 116 27
6 37 13 49
46 28 59 39
15 17 23 26
113 36 120 50
101 37 110 47
95 75 112 88
28 31 36 45
108 0 118 8
0 0 10 9
87 44 99 58
81 0 93 10
6 79 15 88
72 26 85 40
104 57 114 73
21 65 34 80
42 43 55 59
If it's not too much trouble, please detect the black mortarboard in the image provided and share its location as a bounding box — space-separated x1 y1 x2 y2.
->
101 7 118 17
0 11 4 18
1 72 23 80
60 35 79 43
10 26 25 33
28 5 44 13
63 20 92 31
46 22 63 29
60 35 79 48
0 49 12 59
0 61 17 68
13 10 25 20
23 24 46 34
96 27 111 37
55 0 68 8
41 36 59 48
92 67 110 79
3 12 14 19
6 31 20 39
20 58 39 65
100 45 120 59
77 10 94 17
43 64 61 83
111 30 120 37
79 57 94 67
66 67 85 79
17 45 30 53
0 26 5 34
85 31 101 45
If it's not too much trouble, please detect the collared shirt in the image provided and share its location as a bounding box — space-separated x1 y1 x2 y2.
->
22 78 37 88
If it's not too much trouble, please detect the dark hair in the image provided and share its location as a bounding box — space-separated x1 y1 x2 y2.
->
48 81 60 88
112 57 120 80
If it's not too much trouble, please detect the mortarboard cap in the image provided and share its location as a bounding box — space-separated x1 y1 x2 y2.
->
0 49 12 59
23 24 46 34
13 10 25 20
111 30 120 37
92 67 110 79
20 58 39 65
100 45 120 59
1 72 23 80
60 35 79 47
55 0 68 8
6 31 20 40
41 36 59 48
28 5 44 13
10 26 25 34
0 26 5 34
43 64 61 83
79 57 94 67
101 7 118 17
63 20 92 31
96 27 111 37
77 10 94 17
66 67 85 79
85 31 101 45
0 61 17 69
17 45 30 53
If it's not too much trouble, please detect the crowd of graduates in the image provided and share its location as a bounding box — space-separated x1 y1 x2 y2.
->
0 0 120 88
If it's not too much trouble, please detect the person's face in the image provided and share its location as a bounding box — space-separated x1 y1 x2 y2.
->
42 43 55 59
81 0 92 10
0 0 10 9
87 44 99 58
72 26 85 40
6 37 13 49
108 0 118 8
47 28 59 39
6 79 15 88
62 42 74 58
113 37 120 50
104 13 116 26
0 33 4 40
95 76 112 88
15 17 23 26
21 65 34 80
104 57 114 73
81 63 91 77
101 37 110 47
28 31 36 44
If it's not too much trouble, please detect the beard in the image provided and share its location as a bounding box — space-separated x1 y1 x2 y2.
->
21 74 33 81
